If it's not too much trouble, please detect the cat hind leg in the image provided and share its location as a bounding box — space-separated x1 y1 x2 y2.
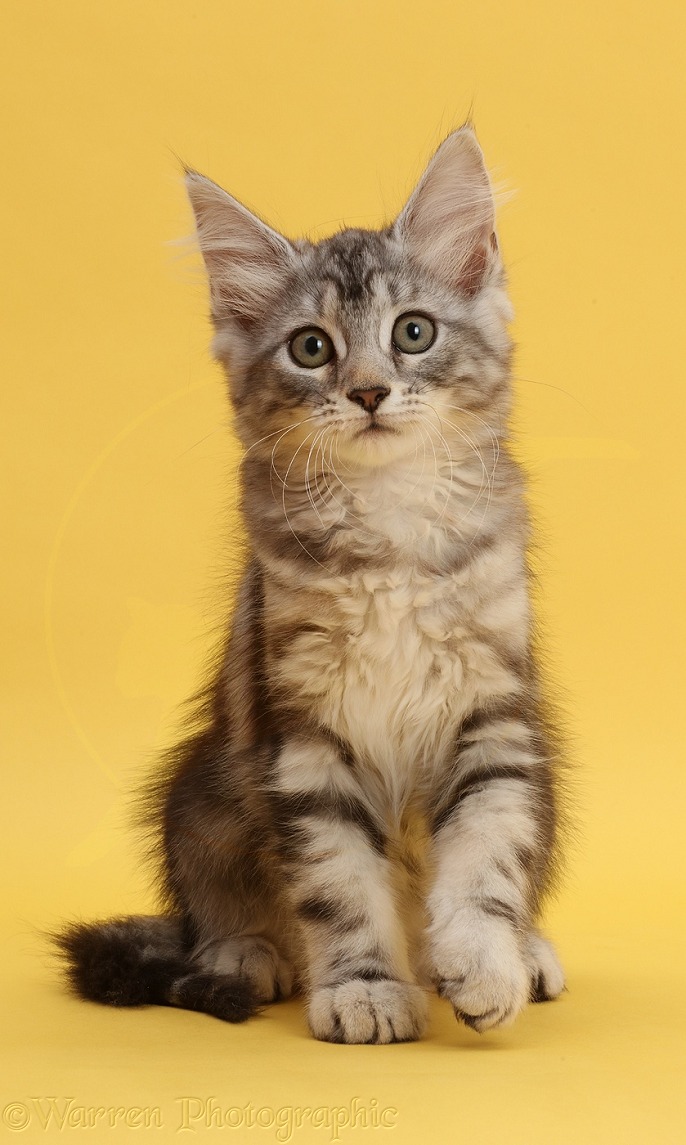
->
193 935 295 1003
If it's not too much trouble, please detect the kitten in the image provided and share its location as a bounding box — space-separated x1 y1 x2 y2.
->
55 125 566 1043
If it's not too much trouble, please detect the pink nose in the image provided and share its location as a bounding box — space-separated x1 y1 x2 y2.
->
347 387 390 414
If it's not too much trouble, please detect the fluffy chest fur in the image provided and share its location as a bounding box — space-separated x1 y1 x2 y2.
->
263 461 529 811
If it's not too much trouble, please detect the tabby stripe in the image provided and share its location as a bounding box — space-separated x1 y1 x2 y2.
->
329 968 393 986
319 728 356 771
514 845 537 877
431 765 534 834
477 897 520 926
450 530 496 572
268 622 326 663
327 947 392 986
297 897 364 935
272 790 385 855
458 697 537 742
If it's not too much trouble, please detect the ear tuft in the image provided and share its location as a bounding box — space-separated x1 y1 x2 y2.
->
395 126 499 297
185 171 295 327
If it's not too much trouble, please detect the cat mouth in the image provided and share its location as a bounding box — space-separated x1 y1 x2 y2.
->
336 416 418 467
354 421 398 437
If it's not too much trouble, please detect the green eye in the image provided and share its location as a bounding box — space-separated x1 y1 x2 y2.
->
392 313 436 354
289 327 335 368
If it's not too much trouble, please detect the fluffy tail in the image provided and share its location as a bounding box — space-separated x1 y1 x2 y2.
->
52 915 259 1023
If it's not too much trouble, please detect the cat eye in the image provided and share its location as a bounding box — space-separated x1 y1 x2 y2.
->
289 327 335 369
392 313 436 354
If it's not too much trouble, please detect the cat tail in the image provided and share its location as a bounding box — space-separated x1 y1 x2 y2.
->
51 915 260 1023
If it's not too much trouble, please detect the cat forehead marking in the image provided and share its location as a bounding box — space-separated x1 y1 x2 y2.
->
310 229 397 308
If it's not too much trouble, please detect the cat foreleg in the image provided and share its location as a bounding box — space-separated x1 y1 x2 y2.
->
426 706 563 1032
270 737 428 1044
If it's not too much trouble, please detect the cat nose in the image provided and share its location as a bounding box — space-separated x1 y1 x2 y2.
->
347 387 390 414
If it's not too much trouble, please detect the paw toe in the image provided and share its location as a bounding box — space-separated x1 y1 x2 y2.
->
309 979 427 1045
527 932 565 1003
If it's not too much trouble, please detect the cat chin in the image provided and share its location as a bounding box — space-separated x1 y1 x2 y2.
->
335 426 420 470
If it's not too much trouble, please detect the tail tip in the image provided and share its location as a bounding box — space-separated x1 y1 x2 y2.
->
171 973 261 1023
50 918 185 1008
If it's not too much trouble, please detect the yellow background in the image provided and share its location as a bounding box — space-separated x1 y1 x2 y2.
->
2 0 685 1141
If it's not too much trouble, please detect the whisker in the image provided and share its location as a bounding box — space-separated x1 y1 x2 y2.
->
513 374 596 419
282 428 320 492
309 431 334 518
439 412 494 526
326 438 373 518
440 403 501 489
409 418 441 517
322 437 378 534
266 419 318 506
316 428 347 518
176 427 222 459
416 413 473 538
436 409 500 536
268 417 326 492
417 403 492 522
332 433 355 478
241 416 317 476
416 415 457 531
303 428 331 525
440 419 494 541
435 413 492 512
390 424 426 511
280 430 331 571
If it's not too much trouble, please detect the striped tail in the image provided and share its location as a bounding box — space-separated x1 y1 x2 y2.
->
52 915 259 1023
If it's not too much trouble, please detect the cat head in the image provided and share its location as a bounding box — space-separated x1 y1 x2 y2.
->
185 126 512 472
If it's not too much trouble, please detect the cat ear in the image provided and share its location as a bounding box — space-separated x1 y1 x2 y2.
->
185 170 296 327
394 126 499 297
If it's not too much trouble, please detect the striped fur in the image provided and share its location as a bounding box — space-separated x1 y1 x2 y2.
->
54 126 566 1042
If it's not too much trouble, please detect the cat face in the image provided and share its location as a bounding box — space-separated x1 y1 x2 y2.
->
186 127 513 473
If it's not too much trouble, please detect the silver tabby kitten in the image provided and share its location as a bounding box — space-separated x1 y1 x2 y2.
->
56 126 565 1043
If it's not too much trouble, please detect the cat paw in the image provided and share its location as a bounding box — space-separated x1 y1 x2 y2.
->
196 936 294 1003
433 922 530 1033
438 964 529 1033
526 931 565 1002
308 979 428 1044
